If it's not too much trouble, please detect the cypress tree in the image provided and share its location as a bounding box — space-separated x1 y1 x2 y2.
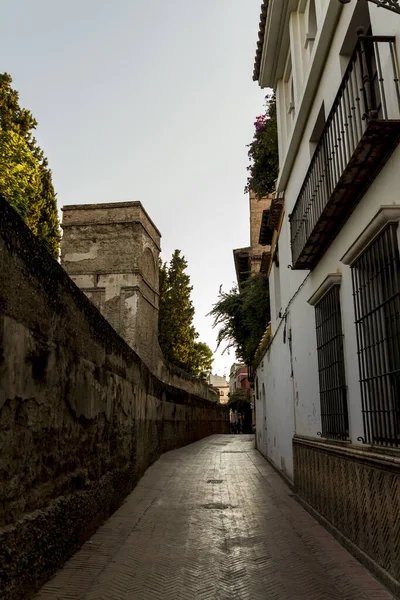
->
158 250 213 377
0 73 60 258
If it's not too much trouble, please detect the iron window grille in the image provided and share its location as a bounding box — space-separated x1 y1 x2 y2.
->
315 285 349 439
352 224 400 446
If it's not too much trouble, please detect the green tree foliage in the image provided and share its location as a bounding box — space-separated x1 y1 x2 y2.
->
228 388 251 413
158 250 213 378
34 162 61 257
189 342 213 380
158 250 196 369
245 93 279 199
0 127 40 220
0 73 37 139
209 274 270 366
0 73 60 257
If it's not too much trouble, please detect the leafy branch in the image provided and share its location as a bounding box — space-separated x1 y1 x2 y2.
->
209 274 270 366
245 93 278 199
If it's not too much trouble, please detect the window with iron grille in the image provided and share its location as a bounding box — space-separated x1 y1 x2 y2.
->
351 224 400 446
315 285 348 439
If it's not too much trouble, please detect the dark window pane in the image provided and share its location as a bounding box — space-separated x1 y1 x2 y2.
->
315 285 348 439
351 224 400 446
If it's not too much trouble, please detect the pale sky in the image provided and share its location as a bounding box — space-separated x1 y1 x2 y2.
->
1 0 265 376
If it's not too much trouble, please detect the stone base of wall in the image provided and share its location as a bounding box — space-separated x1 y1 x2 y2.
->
1 418 227 600
293 435 400 598
0 196 229 600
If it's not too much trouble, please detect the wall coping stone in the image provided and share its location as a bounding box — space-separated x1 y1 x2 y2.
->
293 435 400 474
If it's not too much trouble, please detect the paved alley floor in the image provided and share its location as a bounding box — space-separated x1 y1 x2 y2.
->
35 435 395 600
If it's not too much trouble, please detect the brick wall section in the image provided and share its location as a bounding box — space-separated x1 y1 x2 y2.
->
233 193 273 284
249 191 272 248
249 191 272 273
0 197 229 600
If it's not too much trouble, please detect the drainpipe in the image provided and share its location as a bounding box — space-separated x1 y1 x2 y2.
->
287 317 298 437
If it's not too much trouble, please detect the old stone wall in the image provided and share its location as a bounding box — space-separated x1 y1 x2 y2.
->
249 191 272 248
249 191 272 274
61 202 162 370
0 197 229 600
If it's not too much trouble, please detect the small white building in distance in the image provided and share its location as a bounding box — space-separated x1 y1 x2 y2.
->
208 374 230 404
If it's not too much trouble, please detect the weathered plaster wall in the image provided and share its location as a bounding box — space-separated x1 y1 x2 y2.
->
249 192 272 275
0 197 228 600
61 202 161 371
255 320 295 482
249 191 272 248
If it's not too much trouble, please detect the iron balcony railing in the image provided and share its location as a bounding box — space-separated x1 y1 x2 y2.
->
289 33 400 269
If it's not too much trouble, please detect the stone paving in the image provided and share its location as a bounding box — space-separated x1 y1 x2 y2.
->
35 435 395 600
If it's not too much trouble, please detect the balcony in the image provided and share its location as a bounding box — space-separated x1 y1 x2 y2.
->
289 34 400 270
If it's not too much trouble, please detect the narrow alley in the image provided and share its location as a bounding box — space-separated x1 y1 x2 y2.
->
35 435 394 600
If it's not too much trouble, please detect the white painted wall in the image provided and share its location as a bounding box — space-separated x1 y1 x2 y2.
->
255 0 400 472
255 319 295 480
264 148 400 440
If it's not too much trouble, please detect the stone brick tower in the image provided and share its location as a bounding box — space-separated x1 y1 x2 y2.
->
61 202 161 369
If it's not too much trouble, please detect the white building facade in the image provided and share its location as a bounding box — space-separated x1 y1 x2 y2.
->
208 373 230 404
253 0 400 593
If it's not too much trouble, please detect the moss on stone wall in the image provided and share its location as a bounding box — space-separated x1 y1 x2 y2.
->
0 196 229 600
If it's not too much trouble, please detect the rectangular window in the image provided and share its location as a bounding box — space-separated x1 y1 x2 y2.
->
315 285 348 439
351 224 400 446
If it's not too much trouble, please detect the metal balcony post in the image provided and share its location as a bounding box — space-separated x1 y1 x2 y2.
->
357 28 379 120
